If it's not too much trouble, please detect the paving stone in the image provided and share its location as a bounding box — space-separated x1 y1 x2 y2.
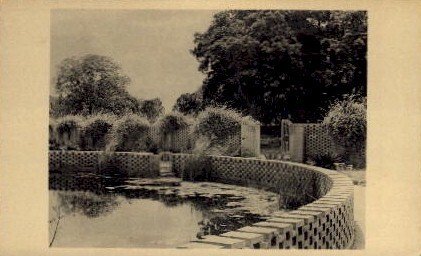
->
177 242 226 249
192 235 246 248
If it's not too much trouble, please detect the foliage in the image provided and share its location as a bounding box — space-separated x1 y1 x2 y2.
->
108 114 152 152
49 119 56 135
192 135 240 157
79 114 116 151
137 98 165 123
182 154 212 182
53 54 138 116
49 119 60 150
193 107 247 156
158 112 191 135
50 95 64 118
55 115 84 150
54 190 120 218
310 153 342 169
323 95 366 149
323 95 366 167
172 92 203 116
192 10 367 124
241 149 259 158
194 106 242 143
56 115 83 136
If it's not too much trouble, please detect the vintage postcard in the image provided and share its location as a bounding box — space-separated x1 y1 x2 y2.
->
0 1 419 256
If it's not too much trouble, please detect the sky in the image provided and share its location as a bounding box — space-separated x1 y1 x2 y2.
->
51 9 217 112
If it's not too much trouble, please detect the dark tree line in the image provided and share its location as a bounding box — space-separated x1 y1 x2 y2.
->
187 10 367 124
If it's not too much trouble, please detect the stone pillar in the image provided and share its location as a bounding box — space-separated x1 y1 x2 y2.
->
289 125 305 162
241 123 261 157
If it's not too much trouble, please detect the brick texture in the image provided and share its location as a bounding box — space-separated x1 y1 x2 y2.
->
174 154 355 249
49 150 160 177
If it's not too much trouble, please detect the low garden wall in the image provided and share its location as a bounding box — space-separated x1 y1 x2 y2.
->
49 150 160 177
173 154 354 249
49 150 354 249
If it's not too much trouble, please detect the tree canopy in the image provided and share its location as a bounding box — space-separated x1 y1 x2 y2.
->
52 54 165 119
172 92 203 116
192 10 367 124
54 54 137 116
138 98 165 123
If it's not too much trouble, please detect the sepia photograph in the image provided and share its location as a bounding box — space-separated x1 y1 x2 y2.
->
2 1 421 255
47 9 367 249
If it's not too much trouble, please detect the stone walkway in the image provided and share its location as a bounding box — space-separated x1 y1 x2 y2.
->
159 161 174 177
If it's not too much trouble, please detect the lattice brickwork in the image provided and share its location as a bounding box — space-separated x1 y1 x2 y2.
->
302 124 337 158
288 123 337 159
113 152 160 177
49 150 99 168
171 153 192 177
175 154 355 249
49 150 355 249
209 157 320 204
49 150 159 177
287 122 365 167
149 125 193 153
225 133 242 155
193 123 242 155
148 125 161 146
51 121 257 156
171 128 192 153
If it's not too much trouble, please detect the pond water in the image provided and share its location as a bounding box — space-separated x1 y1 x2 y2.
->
49 190 206 247
49 171 280 248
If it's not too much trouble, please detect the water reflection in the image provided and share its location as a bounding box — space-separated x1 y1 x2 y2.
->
53 191 120 218
49 172 266 247
49 190 205 247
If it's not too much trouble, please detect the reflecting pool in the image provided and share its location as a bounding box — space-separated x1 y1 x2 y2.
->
49 170 279 247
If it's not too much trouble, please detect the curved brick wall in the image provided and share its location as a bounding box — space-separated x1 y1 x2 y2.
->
49 151 354 249
49 150 160 177
174 154 355 249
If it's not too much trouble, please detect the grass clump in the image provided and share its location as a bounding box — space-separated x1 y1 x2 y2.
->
193 106 259 156
323 95 366 168
107 114 152 152
158 111 191 135
55 115 84 150
80 114 116 151
182 154 212 182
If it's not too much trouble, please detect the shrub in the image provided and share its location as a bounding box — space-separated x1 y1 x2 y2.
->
49 119 59 150
49 119 57 133
310 153 342 169
157 112 191 152
108 114 151 152
323 95 366 167
193 107 243 155
195 107 242 140
182 154 212 182
56 115 83 136
55 115 84 150
80 114 116 151
158 112 191 135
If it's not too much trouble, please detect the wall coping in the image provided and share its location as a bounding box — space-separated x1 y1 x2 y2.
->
49 150 155 156
175 154 355 249
49 150 354 249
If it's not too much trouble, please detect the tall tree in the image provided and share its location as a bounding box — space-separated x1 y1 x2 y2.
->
53 54 137 116
192 10 367 124
138 98 165 123
173 92 203 116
